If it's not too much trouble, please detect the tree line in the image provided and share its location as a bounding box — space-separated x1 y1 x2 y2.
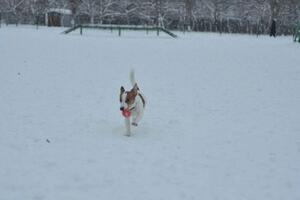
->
0 0 299 35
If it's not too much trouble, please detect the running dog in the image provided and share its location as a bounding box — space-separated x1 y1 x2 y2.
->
119 70 146 136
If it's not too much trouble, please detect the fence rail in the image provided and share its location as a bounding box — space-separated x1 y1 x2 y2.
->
63 24 178 38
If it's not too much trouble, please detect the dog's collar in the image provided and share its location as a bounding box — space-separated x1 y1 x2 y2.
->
130 106 135 111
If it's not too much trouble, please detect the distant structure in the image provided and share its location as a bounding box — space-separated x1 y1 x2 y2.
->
45 9 72 27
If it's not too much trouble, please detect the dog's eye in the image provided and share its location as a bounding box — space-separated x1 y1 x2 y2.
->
125 99 129 103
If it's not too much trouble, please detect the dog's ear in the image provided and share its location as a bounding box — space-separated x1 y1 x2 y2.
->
132 83 138 94
120 86 125 102
133 83 139 91
120 86 125 94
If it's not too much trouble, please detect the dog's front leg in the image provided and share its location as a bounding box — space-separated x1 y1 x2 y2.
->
124 117 131 136
132 108 143 127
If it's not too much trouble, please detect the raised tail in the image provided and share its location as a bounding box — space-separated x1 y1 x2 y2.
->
129 69 136 87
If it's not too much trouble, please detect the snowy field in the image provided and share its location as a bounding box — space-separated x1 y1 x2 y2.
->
1 25 300 200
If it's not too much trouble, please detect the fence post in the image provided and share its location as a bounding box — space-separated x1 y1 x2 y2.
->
118 27 121 36
80 26 82 35
36 15 39 30
157 28 159 36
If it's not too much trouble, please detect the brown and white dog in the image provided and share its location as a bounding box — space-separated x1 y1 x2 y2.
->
119 70 146 136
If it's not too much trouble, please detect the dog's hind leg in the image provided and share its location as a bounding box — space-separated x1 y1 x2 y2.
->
124 118 131 136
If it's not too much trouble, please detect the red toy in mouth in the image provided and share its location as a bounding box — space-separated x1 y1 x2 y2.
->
122 108 131 118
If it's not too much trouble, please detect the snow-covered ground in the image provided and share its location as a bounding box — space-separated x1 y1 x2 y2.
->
1 25 300 200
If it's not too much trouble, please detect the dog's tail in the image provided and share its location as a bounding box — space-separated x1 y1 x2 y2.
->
129 69 136 87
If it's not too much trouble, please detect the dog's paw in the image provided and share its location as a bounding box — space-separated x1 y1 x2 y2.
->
125 131 131 137
132 122 138 127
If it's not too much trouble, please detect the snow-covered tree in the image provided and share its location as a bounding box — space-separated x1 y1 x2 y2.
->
3 0 27 24
78 0 99 24
1 0 299 34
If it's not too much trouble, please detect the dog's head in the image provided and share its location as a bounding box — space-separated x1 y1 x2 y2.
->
119 84 139 111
